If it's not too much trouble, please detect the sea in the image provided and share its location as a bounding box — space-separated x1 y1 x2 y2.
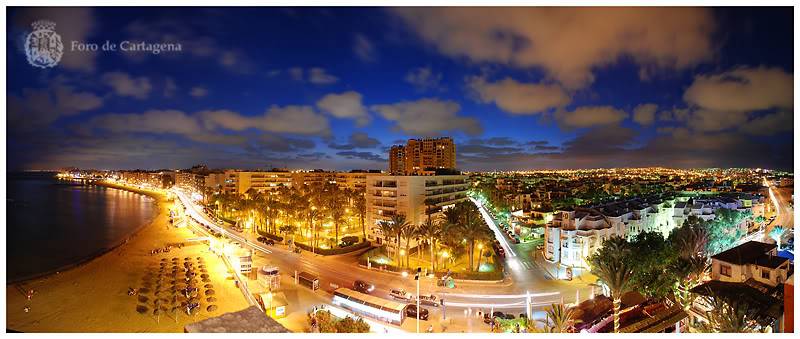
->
7 172 158 283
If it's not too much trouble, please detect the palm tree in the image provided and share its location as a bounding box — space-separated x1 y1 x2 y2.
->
695 288 767 333
399 223 419 268
769 225 786 250
668 222 710 317
326 189 346 245
458 205 489 271
389 214 410 266
418 218 441 271
308 207 321 248
377 220 397 259
353 193 367 241
588 236 635 333
542 303 580 333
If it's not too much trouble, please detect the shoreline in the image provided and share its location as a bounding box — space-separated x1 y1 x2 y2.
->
6 181 163 285
6 181 250 332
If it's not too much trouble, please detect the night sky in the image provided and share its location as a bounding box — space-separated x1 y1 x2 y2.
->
7 7 794 171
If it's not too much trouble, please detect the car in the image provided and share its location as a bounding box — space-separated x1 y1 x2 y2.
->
512 236 520 244
265 239 275 245
405 305 429 320
353 280 375 294
502 313 516 320
418 294 439 307
257 236 266 243
390 289 414 301
483 311 505 324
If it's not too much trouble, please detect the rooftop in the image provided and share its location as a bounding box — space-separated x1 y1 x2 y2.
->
184 306 291 333
711 240 777 265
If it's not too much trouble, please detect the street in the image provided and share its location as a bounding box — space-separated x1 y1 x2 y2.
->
174 188 595 332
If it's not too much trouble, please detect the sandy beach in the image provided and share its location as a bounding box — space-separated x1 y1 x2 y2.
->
6 185 249 332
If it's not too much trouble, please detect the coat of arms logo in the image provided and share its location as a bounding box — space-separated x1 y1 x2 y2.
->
24 20 64 68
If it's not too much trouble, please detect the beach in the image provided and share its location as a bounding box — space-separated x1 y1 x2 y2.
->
6 185 250 332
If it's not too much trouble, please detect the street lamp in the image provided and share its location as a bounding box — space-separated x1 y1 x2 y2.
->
415 267 421 333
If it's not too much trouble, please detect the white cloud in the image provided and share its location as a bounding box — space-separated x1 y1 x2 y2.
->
316 91 370 126
372 98 482 136
190 86 209 98
684 66 793 112
555 106 628 129
632 103 658 126
680 67 793 134
9 81 103 130
468 76 570 115
394 7 715 89
353 33 377 62
405 67 444 92
200 106 330 136
101 71 152 99
308 68 339 85
740 111 793 136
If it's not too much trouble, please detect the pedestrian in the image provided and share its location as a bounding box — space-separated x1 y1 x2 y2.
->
24 306 30 313
427 325 434 333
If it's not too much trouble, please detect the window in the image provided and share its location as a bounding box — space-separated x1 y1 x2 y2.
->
761 269 770 279
720 264 732 277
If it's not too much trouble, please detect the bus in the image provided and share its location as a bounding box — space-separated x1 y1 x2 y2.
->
332 288 407 325
298 272 319 290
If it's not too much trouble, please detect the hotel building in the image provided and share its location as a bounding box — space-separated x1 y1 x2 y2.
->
365 174 469 245
389 137 456 175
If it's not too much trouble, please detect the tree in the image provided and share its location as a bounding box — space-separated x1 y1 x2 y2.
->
399 222 418 268
626 231 677 299
668 222 710 315
694 288 768 333
418 217 441 271
769 226 785 250
325 188 346 245
543 303 580 333
705 209 750 255
588 236 636 333
353 193 367 241
335 315 370 333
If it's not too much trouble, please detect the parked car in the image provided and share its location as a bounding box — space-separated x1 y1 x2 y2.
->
353 280 375 294
257 236 266 243
265 239 275 245
406 305 429 320
418 294 439 307
390 289 414 301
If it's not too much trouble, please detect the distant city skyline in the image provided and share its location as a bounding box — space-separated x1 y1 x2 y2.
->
8 7 794 171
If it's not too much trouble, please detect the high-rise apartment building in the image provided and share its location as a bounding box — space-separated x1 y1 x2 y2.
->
388 137 456 175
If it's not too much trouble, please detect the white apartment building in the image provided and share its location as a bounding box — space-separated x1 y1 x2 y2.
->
545 198 677 268
365 175 468 246
223 171 293 194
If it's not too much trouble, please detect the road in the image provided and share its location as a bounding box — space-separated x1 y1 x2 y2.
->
173 189 593 317
767 183 794 233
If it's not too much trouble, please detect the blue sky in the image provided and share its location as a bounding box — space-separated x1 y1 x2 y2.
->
7 7 794 171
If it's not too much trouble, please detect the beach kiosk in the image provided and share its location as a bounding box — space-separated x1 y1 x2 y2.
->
258 266 281 291
257 291 289 319
226 248 253 274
